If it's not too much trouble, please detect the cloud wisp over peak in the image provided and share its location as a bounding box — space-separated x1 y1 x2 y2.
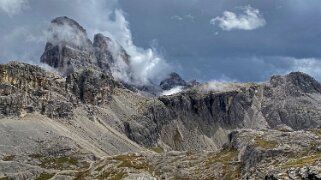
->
210 5 266 31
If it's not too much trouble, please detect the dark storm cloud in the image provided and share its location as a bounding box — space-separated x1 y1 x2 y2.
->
1 0 321 82
119 0 321 81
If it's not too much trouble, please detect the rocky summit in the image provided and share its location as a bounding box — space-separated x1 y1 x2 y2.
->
41 16 130 77
1 17 321 180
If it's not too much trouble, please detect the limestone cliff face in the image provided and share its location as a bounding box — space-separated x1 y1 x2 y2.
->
0 62 72 118
0 62 116 118
66 69 116 105
122 84 259 151
122 72 321 151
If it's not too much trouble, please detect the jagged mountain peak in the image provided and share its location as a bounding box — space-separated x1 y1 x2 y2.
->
40 17 183 95
269 71 321 95
160 72 188 90
41 16 131 77
48 16 92 49
93 33 112 46
286 72 321 87
51 16 87 34
40 16 97 76
93 33 130 70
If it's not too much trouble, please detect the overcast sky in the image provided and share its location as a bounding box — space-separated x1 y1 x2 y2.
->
1 0 321 82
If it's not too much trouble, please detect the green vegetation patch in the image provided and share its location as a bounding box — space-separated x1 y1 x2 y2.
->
74 169 90 180
35 172 55 180
92 154 155 179
224 163 242 180
28 153 83 170
151 145 165 154
40 156 79 169
284 153 321 168
205 148 241 180
114 154 149 170
94 165 105 172
255 137 278 149
206 148 239 165
310 129 321 136
2 155 15 161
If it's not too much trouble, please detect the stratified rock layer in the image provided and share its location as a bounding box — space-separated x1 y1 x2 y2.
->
0 62 117 118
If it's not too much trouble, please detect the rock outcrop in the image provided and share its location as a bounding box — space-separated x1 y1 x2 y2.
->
66 69 116 105
0 61 73 118
0 61 117 118
261 72 321 129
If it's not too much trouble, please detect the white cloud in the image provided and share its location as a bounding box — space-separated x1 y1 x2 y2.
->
171 15 183 21
171 14 195 22
210 5 266 31
161 86 183 96
100 9 170 85
46 21 90 48
0 0 28 16
245 56 321 81
199 81 246 92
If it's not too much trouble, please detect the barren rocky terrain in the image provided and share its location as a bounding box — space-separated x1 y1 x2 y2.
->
1 16 321 180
